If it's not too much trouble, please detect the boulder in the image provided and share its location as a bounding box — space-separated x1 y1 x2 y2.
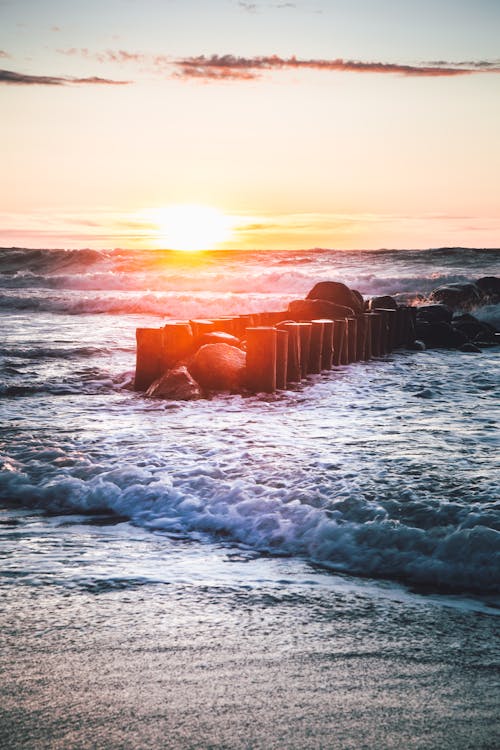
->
195 331 242 349
415 321 469 349
429 282 483 310
367 295 398 311
416 304 453 324
476 276 500 300
145 366 202 400
451 314 498 343
188 343 246 392
459 343 482 353
306 281 363 313
287 298 355 321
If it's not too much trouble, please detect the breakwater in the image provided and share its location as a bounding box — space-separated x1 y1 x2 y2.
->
134 297 417 397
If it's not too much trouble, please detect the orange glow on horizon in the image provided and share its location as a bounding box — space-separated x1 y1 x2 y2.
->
144 204 235 251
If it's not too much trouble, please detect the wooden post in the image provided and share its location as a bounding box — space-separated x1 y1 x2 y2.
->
363 313 373 360
308 320 324 374
189 319 215 338
369 312 382 357
163 321 193 369
275 329 289 390
394 306 405 347
346 317 357 363
374 309 390 354
245 326 277 393
277 322 302 383
407 306 417 344
211 317 236 335
355 315 365 361
296 322 312 378
333 319 347 366
135 328 164 391
313 319 334 370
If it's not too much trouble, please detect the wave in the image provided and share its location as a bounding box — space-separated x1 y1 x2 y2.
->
1 448 498 594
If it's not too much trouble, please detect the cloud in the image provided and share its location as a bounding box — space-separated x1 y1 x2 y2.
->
0 50 10 59
58 47 146 64
239 1 258 11
173 54 500 81
0 68 131 86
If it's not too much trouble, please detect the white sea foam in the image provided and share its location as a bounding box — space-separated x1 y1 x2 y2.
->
1 247 499 596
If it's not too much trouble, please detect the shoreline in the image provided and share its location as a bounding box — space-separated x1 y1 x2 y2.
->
1 515 499 750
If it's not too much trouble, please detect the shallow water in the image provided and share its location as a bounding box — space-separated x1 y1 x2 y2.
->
1 246 499 601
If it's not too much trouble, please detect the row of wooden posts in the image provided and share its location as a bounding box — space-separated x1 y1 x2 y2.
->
135 306 417 394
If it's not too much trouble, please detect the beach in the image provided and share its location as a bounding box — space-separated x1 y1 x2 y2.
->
1 515 499 750
1 246 499 749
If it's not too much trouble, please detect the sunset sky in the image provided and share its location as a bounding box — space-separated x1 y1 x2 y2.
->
1 0 500 250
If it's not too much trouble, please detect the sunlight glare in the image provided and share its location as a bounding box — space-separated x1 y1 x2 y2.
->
150 204 233 251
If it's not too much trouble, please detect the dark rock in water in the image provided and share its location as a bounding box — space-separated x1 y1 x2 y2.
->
475 276 500 299
416 304 453 324
306 281 363 312
413 388 434 399
145 366 202 400
452 313 498 342
367 295 398 311
415 321 469 349
459 342 482 353
351 289 364 309
288 298 355 320
429 282 483 310
407 339 426 351
188 343 246 392
195 331 242 349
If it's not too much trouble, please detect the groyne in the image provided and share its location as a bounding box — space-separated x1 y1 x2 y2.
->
134 279 499 399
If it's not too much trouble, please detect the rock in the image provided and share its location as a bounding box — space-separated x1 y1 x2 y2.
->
351 289 364 309
451 314 498 343
476 276 500 301
145 366 202 400
415 321 469 349
429 282 483 310
413 388 434 399
407 339 426 351
459 343 482 353
195 331 242 349
416 304 453 324
306 281 363 312
287 298 355 321
367 295 398 311
188 343 246 392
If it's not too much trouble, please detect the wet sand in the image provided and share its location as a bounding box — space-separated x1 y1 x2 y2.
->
1 575 499 750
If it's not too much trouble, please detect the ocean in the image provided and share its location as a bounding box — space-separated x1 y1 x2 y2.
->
1 246 499 749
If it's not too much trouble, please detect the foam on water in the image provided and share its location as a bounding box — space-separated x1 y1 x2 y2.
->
1 247 499 597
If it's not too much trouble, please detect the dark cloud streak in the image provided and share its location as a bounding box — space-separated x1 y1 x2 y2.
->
0 68 131 86
174 54 500 81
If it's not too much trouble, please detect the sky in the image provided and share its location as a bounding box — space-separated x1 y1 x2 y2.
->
1 0 500 250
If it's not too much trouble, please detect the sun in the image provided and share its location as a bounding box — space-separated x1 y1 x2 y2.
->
149 204 234 251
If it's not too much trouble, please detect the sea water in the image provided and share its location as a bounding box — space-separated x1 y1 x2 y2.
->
1 247 499 607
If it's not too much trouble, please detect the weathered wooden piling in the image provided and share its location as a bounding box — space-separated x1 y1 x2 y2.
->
296 322 312 378
135 328 164 391
245 326 277 393
308 320 324 374
374 309 391 354
346 317 358 363
275 328 289 389
189 319 215 338
355 315 365 361
333 319 347 366
363 313 373 360
368 312 382 357
313 319 334 370
277 322 302 383
163 321 193 369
